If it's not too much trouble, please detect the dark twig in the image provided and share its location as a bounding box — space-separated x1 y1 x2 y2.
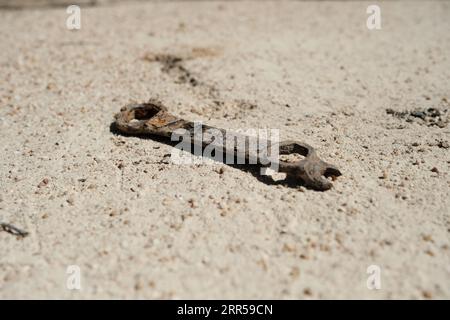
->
0 222 29 237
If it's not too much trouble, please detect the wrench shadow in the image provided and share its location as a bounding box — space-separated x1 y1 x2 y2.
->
110 122 307 190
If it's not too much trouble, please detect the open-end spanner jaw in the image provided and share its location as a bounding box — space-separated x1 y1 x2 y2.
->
276 141 342 191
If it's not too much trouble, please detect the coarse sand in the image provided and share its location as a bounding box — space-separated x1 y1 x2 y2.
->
0 1 449 299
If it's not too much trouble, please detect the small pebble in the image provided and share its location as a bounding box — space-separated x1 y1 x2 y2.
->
437 121 446 128
38 178 49 188
410 111 426 120
379 170 388 179
66 197 75 205
437 140 449 149
289 266 300 279
188 199 198 208
303 288 312 296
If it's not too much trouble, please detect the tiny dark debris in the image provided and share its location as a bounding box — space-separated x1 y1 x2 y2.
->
37 178 49 188
431 167 439 173
143 53 200 87
386 107 448 128
0 222 29 238
437 140 449 149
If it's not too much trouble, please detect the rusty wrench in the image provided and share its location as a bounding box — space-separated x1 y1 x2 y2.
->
113 100 341 190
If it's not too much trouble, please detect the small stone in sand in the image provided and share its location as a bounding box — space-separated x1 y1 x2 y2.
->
437 140 449 149
38 178 49 188
66 197 75 206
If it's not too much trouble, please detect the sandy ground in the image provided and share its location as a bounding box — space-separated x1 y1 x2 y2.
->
0 1 449 299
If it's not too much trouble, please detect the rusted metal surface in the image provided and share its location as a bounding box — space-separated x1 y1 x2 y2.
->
114 100 342 190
